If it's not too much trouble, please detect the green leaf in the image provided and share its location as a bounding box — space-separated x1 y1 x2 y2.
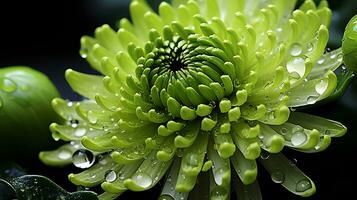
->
1 175 98 200
0 161 26 200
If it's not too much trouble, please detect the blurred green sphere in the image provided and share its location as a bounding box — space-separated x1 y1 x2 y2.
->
0 66 60 159
342 15 357 72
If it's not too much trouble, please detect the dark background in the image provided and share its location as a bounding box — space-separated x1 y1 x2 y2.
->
0 0 356 199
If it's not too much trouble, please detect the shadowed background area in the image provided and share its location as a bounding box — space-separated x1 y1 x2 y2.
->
0 0 356 199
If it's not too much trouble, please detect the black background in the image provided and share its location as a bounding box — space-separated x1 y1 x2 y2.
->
0 0 356 200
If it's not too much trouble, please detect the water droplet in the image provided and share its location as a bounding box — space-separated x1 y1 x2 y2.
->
280 128 288 135
80 48 88 58
210 187 227 199
105 170 117 183
72 149 95 169
295 179 312 192
102 126 109 132
74 127 87 137
315 79 328 95
260 151 270 159
0 78 17 93
324 130 331 135
289 158 297 166
70 119 79 128
307 96 318 104
87 111 97 124
132 172 153 188
58 149 72 160
286 57 305 78
176 149 184 157
214 167 228 185
53 133 61 141
317 58 325 65
67 102 74 107
291 131 307 146
185 153 198 167
276 27 282 32
306 42 314 52
290 43 302 56
330 53 337 59
337 54 343 63
99 157 108 165
271 170 285 184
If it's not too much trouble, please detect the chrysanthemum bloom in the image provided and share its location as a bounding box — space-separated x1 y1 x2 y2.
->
40 0 349 199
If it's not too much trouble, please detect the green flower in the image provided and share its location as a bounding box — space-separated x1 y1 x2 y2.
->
40 0 349 199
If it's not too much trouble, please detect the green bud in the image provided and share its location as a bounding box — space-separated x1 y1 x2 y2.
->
0 66 60 159
342 15 357 72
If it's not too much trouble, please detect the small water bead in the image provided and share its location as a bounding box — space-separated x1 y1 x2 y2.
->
330 53 337 59
317 58 325 65
70 119 79 128
70 141 81 149
176 149 184 157
306 42 314 52
324 130 331 135
214 167 228 185
186 153 199 167
337 54 343 63
341 65 348 74
67 102 74 107
0 78 17 93
58 149 72 160
286 57 305 78
271 170 285 184
72 149 95 169
87 111 98 124
291 131 307 146
210 187 227 200
315 79 328 95
289 158 298 166
74 127 87 137
99 157 109 165
102 126 109 132
295 179 312 192
290 43 302 56
118 172 125 180
132 172 153 188
53 133 61 141
105 170 117 183
280 128 288 135
80 47 88 58
306 96 318 105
